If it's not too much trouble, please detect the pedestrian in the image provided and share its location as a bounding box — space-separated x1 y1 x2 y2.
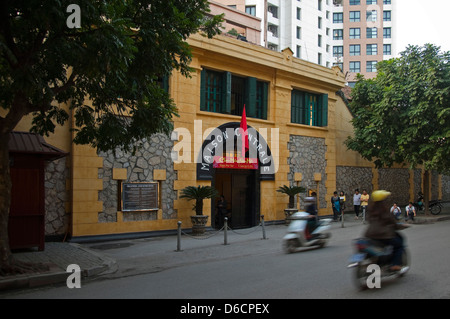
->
390 203 402 220
216 195 228 227
331 191 340 221
339 191 346 221
353 189 361 220
405 202 416 222
360 189 370 220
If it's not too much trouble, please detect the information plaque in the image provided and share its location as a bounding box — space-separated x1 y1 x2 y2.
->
122 182 158 212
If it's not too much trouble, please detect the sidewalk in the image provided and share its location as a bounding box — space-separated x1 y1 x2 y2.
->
1 205 449 293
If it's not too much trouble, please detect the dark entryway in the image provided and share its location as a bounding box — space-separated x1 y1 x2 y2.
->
213 168 260 229
8 132 67 251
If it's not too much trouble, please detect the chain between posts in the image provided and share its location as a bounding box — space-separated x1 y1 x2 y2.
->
176 215 267 252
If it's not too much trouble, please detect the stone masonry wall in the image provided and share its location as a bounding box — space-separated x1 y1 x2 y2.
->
44 157 69 236
288 136 327 209
336 166 373 210
378 168 410 206
98 133 177 223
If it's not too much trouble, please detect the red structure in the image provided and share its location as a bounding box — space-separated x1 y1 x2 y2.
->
8 132 67 251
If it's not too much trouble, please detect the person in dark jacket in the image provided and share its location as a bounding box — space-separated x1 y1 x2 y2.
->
364 190 405 271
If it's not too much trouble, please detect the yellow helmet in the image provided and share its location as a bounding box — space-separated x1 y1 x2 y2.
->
371 190 391 202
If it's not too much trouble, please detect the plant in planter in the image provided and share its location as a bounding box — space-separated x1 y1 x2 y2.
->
277 185 306 224
277 185 306 208
180 185 219 235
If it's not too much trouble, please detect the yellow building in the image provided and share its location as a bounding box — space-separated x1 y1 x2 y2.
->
9 32 448 243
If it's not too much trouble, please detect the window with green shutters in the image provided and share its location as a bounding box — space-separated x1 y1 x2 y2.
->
200 68 268 120
200 69 223 112
291 89 328 127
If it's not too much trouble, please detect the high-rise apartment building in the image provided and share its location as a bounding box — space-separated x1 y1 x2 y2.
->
212 0 395 86
332 0 395 86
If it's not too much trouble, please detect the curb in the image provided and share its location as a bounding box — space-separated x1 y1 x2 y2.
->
0 245 117 292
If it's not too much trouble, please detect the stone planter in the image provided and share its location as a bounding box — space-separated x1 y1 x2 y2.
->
284 208 298 225
190 215 209 235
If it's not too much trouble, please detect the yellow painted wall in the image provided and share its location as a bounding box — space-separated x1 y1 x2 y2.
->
6 33 345 238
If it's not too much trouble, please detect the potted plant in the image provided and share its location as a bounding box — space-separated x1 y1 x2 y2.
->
180 185 219 235
277 185 306 224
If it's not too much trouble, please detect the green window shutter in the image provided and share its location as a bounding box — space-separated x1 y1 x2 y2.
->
159 75 169 93
245 77 257 117
303 93 310 125
291 90 298 123
200 69 206 111
291 90 303 124
260 82 268 120
319 94 328 127
221 71 231 114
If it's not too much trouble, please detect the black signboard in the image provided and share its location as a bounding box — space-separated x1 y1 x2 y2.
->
122 182 158 212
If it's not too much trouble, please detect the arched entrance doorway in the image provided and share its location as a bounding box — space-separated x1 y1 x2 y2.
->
196 122 274 229
213 168 260 229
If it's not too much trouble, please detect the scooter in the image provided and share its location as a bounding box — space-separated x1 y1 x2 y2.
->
282 212 332 253
347 226 410 290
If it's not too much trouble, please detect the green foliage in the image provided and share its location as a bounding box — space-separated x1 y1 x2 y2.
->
276 185 306 196
277 185 306 209
0 0 223 152
180 185 219 215
345 44 450 173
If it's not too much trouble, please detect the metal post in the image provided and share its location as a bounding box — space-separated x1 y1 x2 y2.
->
261 215 266 239
224 217 228 245
341 210 345 228
176 221 182 252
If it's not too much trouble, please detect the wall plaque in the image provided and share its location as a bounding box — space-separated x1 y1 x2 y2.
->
122 182 158 212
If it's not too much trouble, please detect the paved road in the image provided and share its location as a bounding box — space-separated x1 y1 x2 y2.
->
5 219 450 300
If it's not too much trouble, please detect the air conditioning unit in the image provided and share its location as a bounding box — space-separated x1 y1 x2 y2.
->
333 0 343 5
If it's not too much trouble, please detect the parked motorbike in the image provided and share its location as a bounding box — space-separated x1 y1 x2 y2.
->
348 225 410 290
283 212 332 253
413 192 442 215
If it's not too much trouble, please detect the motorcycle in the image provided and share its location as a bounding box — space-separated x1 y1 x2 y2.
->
415 199 442 215
283 212 332 253
413 192 442 215
347 225 410 290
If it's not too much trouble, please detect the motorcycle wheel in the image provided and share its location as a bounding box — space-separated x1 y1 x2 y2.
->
283 239 298 254
399 249 410 277
430 203 441 215
354 265 370 290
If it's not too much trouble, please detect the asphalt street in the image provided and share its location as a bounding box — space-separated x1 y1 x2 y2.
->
4 218 450 300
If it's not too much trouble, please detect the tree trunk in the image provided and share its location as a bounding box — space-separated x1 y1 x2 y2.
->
0 132 13 271
288 196 295 209
424 170 430 216
196 199 204 216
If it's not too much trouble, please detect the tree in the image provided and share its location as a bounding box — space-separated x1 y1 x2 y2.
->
345 44 450 213
0 0 222 274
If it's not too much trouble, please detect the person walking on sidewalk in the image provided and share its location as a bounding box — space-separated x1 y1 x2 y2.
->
360 189 370 221
331 191 340 221
353 189 361 220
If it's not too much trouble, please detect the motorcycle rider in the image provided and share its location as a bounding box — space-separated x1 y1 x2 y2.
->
305 195 318 237
364 190 405 272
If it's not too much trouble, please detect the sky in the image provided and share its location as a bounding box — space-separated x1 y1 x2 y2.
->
395 0 450 55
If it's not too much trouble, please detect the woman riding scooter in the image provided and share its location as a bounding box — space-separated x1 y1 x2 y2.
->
364 190 406 272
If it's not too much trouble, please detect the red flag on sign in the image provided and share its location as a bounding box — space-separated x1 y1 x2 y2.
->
240 105 249 156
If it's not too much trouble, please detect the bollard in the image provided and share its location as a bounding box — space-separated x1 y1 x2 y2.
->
176 221 182 251
341 211 345 228
224 217 229 245
261 215 266 239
